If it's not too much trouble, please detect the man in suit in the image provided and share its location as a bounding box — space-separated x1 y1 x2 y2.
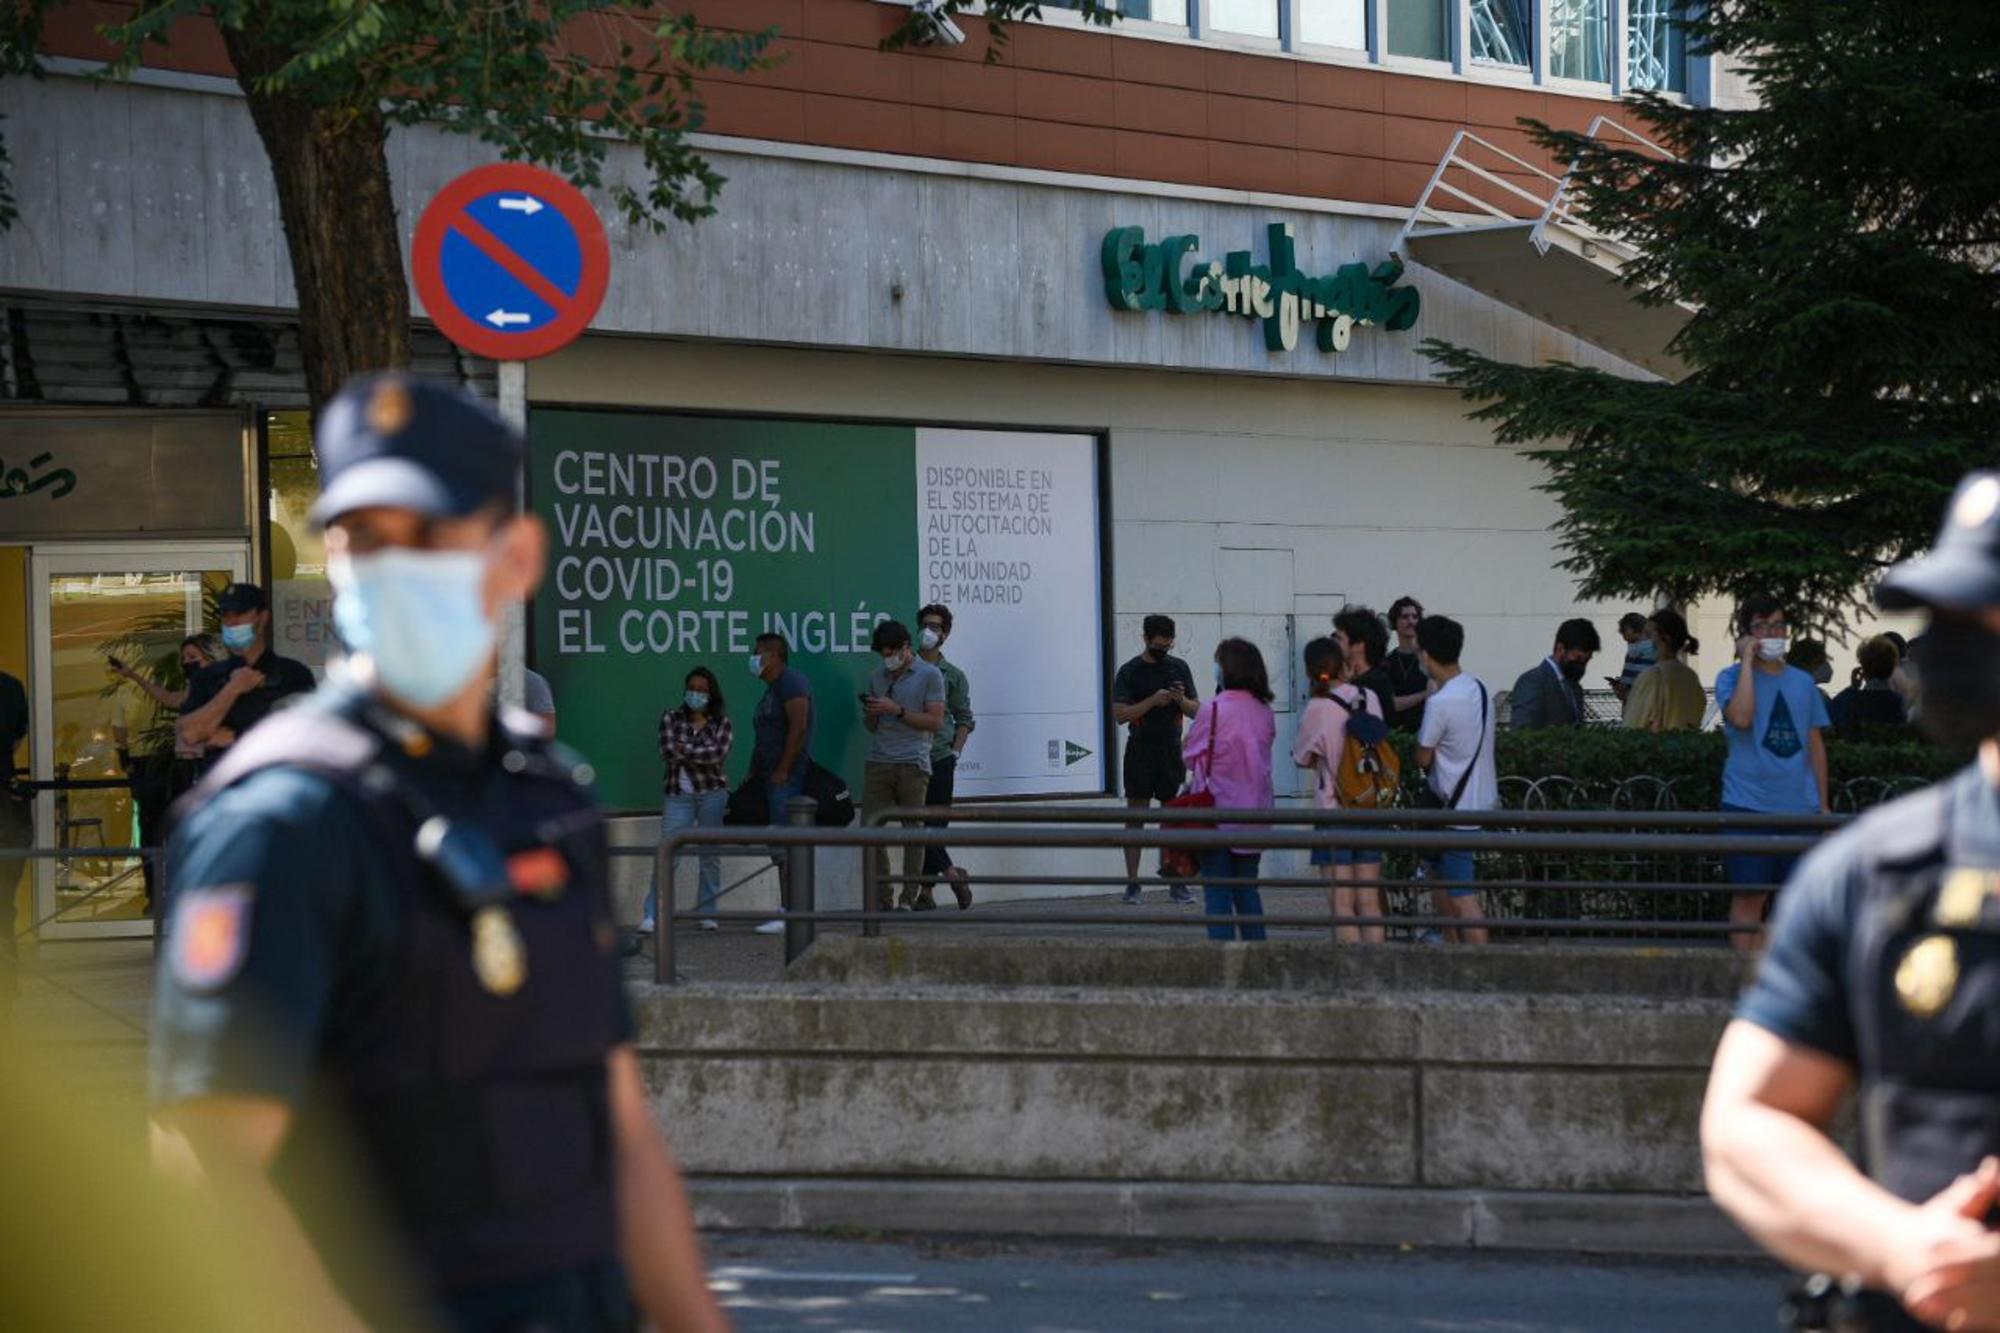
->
1508 618 1602 729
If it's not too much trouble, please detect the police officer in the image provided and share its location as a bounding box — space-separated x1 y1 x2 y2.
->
149 374 726 1332
1704 470 2000 1332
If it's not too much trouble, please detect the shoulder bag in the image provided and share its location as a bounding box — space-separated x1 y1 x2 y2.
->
1158 701 1218 881
1412 681 1488 811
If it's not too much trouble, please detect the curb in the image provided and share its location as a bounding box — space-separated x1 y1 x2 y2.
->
688 1178 1755 1259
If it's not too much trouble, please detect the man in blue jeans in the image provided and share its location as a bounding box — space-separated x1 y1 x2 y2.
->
750 632 813 935
1717 592 1830 951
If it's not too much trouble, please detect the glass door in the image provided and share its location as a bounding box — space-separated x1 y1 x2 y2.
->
28 544 247 940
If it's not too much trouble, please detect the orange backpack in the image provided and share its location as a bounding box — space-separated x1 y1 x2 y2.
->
1329 689 1401 810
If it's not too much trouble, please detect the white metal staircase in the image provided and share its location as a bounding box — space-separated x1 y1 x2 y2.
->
1394 116 1694 380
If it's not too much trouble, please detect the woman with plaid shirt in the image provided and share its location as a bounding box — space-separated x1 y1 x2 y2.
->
642 666 735 933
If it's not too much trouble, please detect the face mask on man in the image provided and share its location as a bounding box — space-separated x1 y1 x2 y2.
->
1756 636 1789 662
1558 657 1588 682
220 622 258 653
331 547 494 710
1915 617 2000 745
748 653 765 678
919 627 942 652
883 650 909 673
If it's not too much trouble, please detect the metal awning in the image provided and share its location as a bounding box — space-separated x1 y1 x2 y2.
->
1395 119 1693 382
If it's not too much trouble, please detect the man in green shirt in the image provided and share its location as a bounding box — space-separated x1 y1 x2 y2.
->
915 604 975 910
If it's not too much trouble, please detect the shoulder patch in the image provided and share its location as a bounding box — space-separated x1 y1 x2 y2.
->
170 883 254 992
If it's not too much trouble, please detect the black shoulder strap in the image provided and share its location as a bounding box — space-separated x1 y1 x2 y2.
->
1446 682 1489 811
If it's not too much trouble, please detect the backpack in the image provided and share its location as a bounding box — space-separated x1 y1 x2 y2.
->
1329 689 1401 810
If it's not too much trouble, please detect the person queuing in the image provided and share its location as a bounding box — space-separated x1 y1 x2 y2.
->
1383 596 1434 733
1623 610 1706 733
1112 615 1199 907
1703 470 2000 1333
1182 638 1276 942
1415 616 1496 946
748 631 813 936
1611 611 1656 704
1507 618 1601 729
149 374 724 1331
1828 635 1909 740
914 604 975 912
644 666 733 936
1292 635 1387 945
1718 593 1831 952
1334 605 1396 722
860 620 946 913
176 582 317 773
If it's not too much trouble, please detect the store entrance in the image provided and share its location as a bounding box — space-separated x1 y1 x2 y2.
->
4 543 248 942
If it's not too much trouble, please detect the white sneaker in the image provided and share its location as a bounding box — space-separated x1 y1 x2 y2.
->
698 919 719 932
755 915 786 935
638 917 656 935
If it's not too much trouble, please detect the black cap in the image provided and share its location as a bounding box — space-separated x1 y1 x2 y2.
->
311 372 523 525
215 582 267 615
1878 471 2000 612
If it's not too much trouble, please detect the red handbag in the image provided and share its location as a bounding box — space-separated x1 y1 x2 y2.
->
1158 703 1217 881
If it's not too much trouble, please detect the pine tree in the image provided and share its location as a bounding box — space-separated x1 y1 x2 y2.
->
1425 0 2000 635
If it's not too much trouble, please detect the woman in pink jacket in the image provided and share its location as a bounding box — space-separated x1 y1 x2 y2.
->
1182 638 1277 941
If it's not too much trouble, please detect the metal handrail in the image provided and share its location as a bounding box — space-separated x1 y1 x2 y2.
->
1398 128 1569 254
869 805 1845 831
1530 113 1678 256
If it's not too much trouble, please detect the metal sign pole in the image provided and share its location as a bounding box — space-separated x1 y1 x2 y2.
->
498 358 527 709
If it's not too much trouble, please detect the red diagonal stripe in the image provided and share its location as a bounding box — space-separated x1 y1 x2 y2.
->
448 207 576 316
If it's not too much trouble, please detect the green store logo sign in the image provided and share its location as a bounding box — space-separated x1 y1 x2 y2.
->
1101 222 1421 354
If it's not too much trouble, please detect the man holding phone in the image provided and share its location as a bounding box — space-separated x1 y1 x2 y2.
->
859 620 946 912
1112 614 1201 906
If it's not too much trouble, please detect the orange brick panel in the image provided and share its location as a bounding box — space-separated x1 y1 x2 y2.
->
1382 115 1459 165
1296 62 1385 112
696 79 808 143
912 107 1019 165
1110 35 1209 90
803 40 916 102
1114 82 1208 138
1014 121 1119 177
1299 151 1390 207
1116 128 1206 183
1381 159 1439 207
801 92 914 154
1208 141 1299 194
1016 68 1115 126
910 53 1018 115
1009 21 1116 79
1298 105 1385 159
800 0 903 48
1208 93 1299 148
1465 82 1546 132
1383 72 1466 123
1208 48 1296 102
677 0 806 38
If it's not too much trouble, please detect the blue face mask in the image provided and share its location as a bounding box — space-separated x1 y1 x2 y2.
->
685 690 710 712
331 547 495 709
748 653 765 677
220 622 258 653
1214 664 1226 693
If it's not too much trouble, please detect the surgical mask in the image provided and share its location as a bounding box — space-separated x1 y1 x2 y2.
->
749 654 765 677
684 690 710 713
1214 664 1226 692
1558 658 1588 682
330 547 494 709
1915 617 2000 746
220 622 257 652
882 651 908 673
919 628 942 652
1756 636 1789 662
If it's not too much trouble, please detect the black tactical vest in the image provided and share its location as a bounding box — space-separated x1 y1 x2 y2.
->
1845 771 2000 1330
180 689 626 1309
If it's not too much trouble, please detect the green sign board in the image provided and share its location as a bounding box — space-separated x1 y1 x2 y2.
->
530 410 1106 811
1101 221 1421 353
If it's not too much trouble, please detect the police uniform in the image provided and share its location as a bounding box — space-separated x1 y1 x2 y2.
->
150 377 636 1332
1736 471 2000 1331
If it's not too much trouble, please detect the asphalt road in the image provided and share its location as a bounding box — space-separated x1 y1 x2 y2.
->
705 1234 1783 1332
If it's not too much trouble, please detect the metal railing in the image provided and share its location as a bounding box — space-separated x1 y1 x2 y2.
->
647 803 1833 985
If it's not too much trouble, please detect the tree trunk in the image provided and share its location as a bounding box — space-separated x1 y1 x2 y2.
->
223 30 410 417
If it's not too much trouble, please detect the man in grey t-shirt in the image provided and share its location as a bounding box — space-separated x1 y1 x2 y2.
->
861 619 946 911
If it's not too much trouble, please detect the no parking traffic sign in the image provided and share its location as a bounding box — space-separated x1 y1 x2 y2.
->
412 163 610 362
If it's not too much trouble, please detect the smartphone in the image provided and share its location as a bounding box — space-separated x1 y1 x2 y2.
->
1603 676 1622 690
857 692 873 705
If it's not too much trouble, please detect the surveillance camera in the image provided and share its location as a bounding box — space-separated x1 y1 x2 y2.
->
912 0 968 46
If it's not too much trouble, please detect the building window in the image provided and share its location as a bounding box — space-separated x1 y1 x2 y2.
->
1627 0 1687 92
1298 0 1366 48
1387 0 1452 60
1549 0 1610 81
1210 0 1278 39
1468 0 1531 67
1045 0 1189 23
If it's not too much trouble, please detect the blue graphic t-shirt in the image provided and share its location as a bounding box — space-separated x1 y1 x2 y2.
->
1717 663 1831 813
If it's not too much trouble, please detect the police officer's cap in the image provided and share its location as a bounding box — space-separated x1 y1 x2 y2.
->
310 373 522 525
1879 471 2000 612
214 582 267 615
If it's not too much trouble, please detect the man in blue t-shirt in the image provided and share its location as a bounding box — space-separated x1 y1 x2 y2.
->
1717 592 1831 951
